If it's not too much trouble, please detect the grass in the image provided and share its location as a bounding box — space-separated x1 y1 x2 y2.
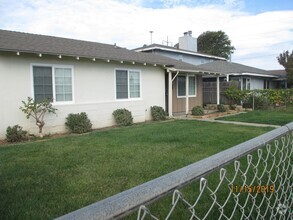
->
0 120 274 219
216 106 293 125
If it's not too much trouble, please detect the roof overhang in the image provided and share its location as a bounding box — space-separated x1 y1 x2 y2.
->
166 67 223 75
135 46 227 61
229 72 278 78
0 49 171 68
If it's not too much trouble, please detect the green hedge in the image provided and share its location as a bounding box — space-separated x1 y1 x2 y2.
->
244 89 293 109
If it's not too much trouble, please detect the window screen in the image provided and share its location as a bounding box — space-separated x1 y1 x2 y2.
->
33 66 53 102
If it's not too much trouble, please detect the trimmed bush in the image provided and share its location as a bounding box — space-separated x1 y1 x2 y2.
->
150 106 166 121
218 104 228 112
65 112 92 133
6 125 27 142
112 108 133 126
230 104 237 110
192 106 204 116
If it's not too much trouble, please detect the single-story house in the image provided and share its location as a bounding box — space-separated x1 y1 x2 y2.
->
196 60 281 104
134 31 286 104
197 60 279 90
0 29 216 138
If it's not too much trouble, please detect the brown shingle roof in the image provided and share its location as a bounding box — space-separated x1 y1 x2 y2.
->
0 29 212 73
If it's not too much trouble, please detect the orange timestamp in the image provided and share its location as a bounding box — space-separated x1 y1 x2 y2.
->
230 185 275 193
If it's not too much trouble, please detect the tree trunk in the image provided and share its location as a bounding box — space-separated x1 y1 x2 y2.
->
39 126 43 138
36 121 45 138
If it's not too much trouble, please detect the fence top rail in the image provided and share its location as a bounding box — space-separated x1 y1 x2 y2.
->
55 122 293 220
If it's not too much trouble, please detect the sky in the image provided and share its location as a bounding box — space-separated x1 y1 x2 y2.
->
0 0 293 70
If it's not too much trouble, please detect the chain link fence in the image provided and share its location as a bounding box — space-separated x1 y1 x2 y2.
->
56 122 293 220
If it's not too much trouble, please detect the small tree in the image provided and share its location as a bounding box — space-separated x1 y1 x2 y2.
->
277 50 293 88
20 97 57 138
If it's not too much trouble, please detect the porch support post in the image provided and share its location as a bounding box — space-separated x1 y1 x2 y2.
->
226 74 229 82
216 75 220 105
168 71 173 117
186 74 189 115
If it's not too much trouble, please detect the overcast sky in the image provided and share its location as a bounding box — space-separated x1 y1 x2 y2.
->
1 0 293 70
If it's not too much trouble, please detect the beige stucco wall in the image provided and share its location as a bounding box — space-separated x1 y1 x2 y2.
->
0 52 165 138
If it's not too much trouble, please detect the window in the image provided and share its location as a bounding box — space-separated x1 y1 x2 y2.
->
178 76 186 96
242 77 250 90
264 79 270 89
55 68 73 102
32 65 73 103
188 76 196 96
177 75 197 97
33 66 53 102
116 69 140 100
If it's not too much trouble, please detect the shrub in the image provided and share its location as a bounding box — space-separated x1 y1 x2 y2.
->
218 104 228 112
191 106 204 116
112 108 133 126
150 106 166 121
230 104 237 110
6 125 27 142
65 112 92 133
224 86 248 105
247 94 272 110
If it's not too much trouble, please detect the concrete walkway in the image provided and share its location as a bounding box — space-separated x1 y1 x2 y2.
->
197 118 281 128
174 113 281 128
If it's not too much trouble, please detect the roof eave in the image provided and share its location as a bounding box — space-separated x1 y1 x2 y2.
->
135 46 227 61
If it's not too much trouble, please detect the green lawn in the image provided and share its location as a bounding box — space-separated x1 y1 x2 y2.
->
216 106 293 125
0 120 274 219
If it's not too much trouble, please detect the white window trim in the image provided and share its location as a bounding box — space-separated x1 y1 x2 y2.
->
177 75 197 98
114 68 142 101
30 63 75 105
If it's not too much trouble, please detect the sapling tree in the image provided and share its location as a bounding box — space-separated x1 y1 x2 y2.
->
20 97 57 138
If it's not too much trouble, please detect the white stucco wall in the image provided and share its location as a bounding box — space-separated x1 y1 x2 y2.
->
0 52 165 138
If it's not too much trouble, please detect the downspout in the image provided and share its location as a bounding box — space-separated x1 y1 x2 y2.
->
168 70 173 117
216 75 220 105
186 74 189 115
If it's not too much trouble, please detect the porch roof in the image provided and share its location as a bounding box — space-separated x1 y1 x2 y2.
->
197 60 277 78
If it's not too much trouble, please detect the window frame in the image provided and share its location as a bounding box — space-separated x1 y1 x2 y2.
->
31 63 75 105
177 75 197 98
115 68 142 101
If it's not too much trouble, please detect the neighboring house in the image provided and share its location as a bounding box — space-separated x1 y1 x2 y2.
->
134 31 226 65
267 69 288 89
198 60 279 90
0 30 214 138
134 31 283 104
197 60 279 104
